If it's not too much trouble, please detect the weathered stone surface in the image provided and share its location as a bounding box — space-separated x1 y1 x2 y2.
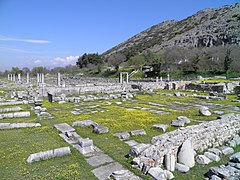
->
204 152 220 162
0 111 30 119
208 166 231 179
220 146 234 155
130 129 146 136
129 144 151 157
208 148 222 156
152 124 169 132
199 106 211 116
93 124 109 134
164 170 174 179
53 147 71 157
177 116 191 124
111 169 141 180
124 140 139 147
27 147 71 163
54 123 75 133
175 163 189 173
148 167 166 180
164 154 175 171
91 162 124 180
210 175 222 180
73 144 95 156
72 120 95 127
133 113 240 176
0 123 41 130
0 107 22 113
229 152 240 163
196 155 212 165
114 132 130 140
13 111 31 118
86 154 114 167
79 138 93 147
177 139 195 168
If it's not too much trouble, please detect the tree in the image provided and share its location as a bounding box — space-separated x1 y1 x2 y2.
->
128 54 145 70
22 67 30 75
76 53 102 69
31 66 48 76
11 67 22 75
224 48 233 73
107 52 126 71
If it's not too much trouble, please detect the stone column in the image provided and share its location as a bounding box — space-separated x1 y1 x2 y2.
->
156 77 159 83
13 74 16 82
167 73 170 81
41 73 44 84
119 72 123 83
126 73 129 84
18 73 21 82
26 73 30 84
7 74 10 80
57 73 61 86
10 74 13 81
37 73 40 83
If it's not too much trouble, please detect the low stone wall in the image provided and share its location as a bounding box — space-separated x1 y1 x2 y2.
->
0 111 30 119
132 114 240 171
0 123 41 130
0 107 22 113
0 101 24 106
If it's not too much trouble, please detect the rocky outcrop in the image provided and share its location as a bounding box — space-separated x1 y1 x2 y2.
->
103 3 240 57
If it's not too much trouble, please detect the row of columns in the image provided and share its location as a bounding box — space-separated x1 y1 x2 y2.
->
119 72 129 84
37 73 45 84
7 73 62 86
119 72 170 84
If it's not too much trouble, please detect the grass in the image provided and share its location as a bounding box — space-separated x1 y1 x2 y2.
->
0 88 239 179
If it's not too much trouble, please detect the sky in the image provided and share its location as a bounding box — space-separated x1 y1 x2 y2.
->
0 0 239 71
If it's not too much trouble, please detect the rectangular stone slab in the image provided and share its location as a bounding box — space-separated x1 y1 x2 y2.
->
86 154 114 167
54 123 75 133
91 162 124 180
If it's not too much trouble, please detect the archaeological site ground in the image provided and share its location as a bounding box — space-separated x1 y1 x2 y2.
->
1 73 240 180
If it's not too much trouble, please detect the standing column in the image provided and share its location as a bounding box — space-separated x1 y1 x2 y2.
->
41 73 45 84
13 74 16 82
119 72 123 83
167 73 170 81
156 77 159 83
18 73 21 82
7 74 10 80
37 73 39 83
26 73 30 84
40 73 42 83
10 74 13 81
57 73 61 86
126 73 129 84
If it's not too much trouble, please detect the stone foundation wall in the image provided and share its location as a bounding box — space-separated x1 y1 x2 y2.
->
135 114 240 168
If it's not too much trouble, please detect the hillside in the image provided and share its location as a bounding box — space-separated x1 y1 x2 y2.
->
103 3 240 58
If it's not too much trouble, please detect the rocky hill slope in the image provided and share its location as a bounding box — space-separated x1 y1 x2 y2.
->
103 3 240 58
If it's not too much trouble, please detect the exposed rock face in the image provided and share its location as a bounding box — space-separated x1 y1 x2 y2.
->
103 3 240 57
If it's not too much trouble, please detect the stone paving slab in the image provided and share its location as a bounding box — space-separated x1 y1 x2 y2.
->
124 140 139 147
54 123 75 133
73 144 103 157
91 162 124 180
86 154 114 167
